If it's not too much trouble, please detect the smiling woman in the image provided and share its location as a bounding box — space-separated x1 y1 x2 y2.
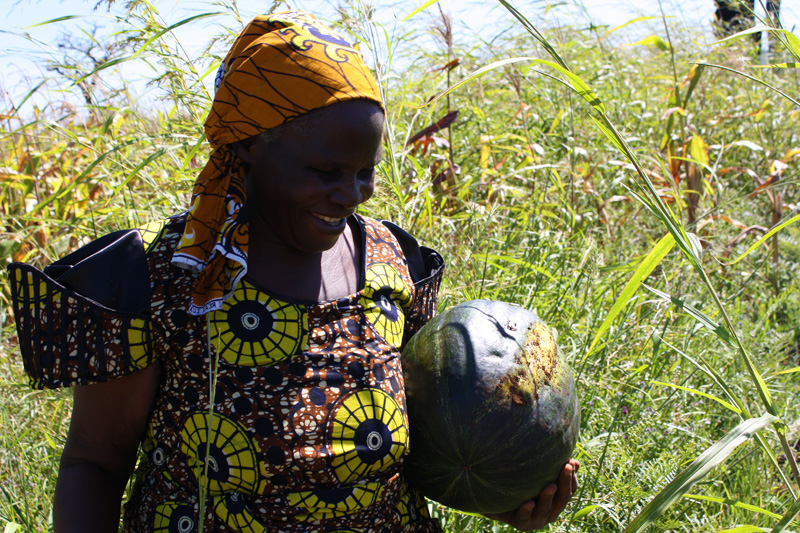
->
6 9 577 533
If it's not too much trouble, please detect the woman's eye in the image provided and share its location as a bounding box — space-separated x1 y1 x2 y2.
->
314 169 340 181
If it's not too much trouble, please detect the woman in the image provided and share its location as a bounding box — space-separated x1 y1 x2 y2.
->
9 11 577 532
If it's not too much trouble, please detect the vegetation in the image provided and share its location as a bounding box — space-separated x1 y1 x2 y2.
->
1 0 798 531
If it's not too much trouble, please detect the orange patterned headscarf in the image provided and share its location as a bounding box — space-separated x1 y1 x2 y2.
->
171 11 383 315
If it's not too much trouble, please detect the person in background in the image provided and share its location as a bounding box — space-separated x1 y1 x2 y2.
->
9 11 578 532
713 0 781 49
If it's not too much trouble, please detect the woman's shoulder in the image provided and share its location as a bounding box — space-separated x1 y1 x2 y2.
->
356 214 445 286
7 212 189 389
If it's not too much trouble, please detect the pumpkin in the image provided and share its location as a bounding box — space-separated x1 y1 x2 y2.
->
401 299 580 515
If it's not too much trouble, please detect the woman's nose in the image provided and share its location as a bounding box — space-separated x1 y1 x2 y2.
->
332 175 372 209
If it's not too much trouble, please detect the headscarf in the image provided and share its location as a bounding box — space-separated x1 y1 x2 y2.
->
171 11 384 316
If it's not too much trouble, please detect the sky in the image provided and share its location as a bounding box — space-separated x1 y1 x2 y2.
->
1 0 798 113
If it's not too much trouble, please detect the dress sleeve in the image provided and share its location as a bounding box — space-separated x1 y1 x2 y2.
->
380 221 445 346
8 229 155 390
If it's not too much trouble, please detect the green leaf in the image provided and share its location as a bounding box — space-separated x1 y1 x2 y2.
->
572 504 599 519
689 135 709 166
586 233 674 356
405 57 538 109
697 63 800 108
643 284 734 345
723 214 800 266
628 35 670 52
400 0 442 21
753 63 800 69
535 59 606 114
651 381 741 414
683 493 782 519
717 527 768 533
623 413 779 533
773 366 800 376
771 497 800 532
600 17 664 40
24 14 85 28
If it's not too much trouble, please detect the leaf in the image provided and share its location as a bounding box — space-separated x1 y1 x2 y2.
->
771 496 800 532
401 0 442 21
650 381 741 414
723 214 800 265
70 12 221 88
24 14 85 28
535 59 606 113
773 366 800 376
628 35 670 52
572 504 599 519
585 233 674 356
623 413 778 533
643 284 734 345
753 62 800 69
689 135 709 167
697 63 800 108
600 16 664 40
716 527 769 533
683 493 782 519
728 140 763 152
405 57 538 109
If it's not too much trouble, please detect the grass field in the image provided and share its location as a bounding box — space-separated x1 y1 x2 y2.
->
1 1 799 531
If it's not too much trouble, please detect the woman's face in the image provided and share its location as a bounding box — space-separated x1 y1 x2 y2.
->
237 100 384 255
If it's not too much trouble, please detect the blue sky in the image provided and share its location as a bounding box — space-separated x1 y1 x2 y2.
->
1 0 798 113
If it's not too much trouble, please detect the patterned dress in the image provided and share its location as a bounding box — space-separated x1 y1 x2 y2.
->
9 213 445 532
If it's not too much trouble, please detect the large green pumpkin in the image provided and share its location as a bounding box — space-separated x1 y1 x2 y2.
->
401 299 580 514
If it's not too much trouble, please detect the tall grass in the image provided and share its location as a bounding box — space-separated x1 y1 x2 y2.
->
1 1 799 531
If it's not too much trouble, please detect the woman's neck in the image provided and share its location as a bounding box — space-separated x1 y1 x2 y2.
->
246 221 360 302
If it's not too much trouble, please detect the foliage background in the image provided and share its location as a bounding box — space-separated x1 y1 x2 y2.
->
0 0 799 531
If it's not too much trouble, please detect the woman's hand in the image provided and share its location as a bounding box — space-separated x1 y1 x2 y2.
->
483 459 580 532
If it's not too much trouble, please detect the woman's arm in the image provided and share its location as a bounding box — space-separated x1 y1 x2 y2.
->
54 362 160 533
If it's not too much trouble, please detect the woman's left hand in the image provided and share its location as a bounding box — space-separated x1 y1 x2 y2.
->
482 458 580 532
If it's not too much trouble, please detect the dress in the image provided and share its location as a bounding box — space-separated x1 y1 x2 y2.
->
9 213 445 532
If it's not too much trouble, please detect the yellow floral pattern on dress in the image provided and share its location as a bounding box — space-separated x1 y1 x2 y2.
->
360 263 412 348
180 413 265 495
213 493 267 532
153 502 195 533
329 388 408 484
287 482 384 522
209 279 307 366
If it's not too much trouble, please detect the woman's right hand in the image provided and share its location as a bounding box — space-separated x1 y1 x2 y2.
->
54 362 160 533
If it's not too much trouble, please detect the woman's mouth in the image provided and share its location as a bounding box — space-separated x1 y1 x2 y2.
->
311 212 347 228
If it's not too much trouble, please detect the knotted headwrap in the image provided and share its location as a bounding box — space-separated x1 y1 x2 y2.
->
171 11 383 315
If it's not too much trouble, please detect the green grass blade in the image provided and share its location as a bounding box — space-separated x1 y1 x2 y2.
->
24 15 85 28
405 57 538 109
70 12 221 88
651 381 742 414
718 527 769 533
683 493 782 520
600 16 664 40
771 497 800 533
586 233 674 356
623 413 779 533
400 0 442 21
643 284 734 345
722 214 800 266
753 63 800 69
696 63 800 108
773 367 800 376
